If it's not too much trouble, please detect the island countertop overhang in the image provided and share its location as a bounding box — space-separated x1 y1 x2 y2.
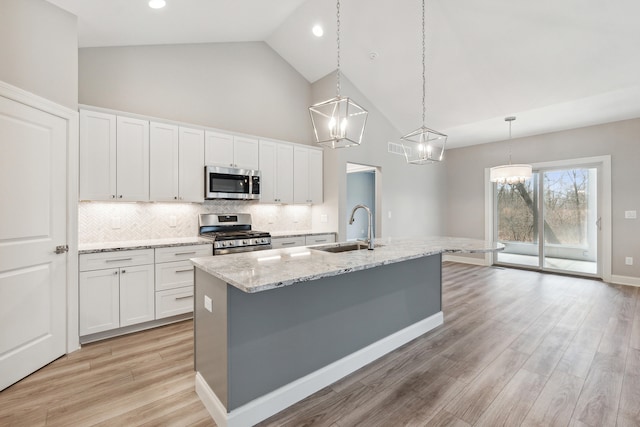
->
191 236 504 294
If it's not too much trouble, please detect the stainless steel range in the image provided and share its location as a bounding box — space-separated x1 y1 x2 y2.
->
198 213 271 255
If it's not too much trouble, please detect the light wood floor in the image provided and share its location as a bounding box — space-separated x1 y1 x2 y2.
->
2 262 640 426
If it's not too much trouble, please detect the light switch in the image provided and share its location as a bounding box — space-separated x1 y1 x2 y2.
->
111 216 121 229
624 210 637 219
204 295 212 312
388 211 392 219
625 257 634 266
320 214 328 223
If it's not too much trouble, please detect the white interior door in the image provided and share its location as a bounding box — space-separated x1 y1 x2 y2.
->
0 95 67 390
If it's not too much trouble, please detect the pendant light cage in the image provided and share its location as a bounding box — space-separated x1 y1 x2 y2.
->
308 0 368 149
489 116 532 184
401 0 447 164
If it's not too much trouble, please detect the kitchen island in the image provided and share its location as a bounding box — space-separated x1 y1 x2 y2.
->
192 237 503 427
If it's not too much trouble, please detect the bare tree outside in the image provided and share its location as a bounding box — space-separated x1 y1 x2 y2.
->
497 169 590 246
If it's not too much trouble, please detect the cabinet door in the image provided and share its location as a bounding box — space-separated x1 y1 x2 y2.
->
116 116 149 201
149 122 179 201
119 264 155 327
179 127 205 202
308 148 323 204
79 268 120 335
293 146 309 204
258 140 276 203
276 143 294 204
233 136 259 170
204 131 234 167
79 110 116 200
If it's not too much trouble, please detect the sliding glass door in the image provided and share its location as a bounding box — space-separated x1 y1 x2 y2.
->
495 165 599 277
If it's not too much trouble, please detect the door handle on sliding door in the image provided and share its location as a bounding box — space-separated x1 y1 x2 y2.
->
596 217 602 231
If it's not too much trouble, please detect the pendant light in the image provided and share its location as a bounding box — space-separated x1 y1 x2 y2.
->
489 116 532 184
309 0 368 149
400 0 447 164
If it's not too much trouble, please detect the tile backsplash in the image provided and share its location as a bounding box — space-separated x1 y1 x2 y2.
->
78 201 312 244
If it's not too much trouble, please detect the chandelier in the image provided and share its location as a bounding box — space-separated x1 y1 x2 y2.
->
489 116 532 184
308 0 368 149
400 0 447 164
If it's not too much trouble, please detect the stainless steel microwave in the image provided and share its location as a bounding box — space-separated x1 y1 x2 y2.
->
205 166 260 200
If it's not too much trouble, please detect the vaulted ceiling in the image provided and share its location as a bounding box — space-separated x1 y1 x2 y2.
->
47 0 640 148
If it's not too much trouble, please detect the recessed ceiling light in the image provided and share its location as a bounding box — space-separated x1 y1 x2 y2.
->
312 25 324 37
148 0 166 9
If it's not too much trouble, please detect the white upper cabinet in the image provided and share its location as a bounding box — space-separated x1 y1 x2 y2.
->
205 131 259 170
116 116 149 201
293 146 323 204
259 140 293 204
178 127 205 202
150 123 204 202
80 110 117 200
149 122 180 201
80 111 149 201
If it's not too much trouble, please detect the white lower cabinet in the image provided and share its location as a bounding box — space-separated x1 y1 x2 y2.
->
79 243 212 338
154 244 212 319
271 236 306 249
79 249 154 336
305 234 336 245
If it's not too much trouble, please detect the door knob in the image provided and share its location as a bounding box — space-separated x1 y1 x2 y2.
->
54 245 69 254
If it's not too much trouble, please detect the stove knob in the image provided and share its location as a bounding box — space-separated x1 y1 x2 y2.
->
243 240 249 245
221 241 228 247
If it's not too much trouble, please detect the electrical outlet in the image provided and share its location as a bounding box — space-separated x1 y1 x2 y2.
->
624 210 637 219
388 211 392 219
320 214 328 223
169 215 177 227
204 295 212 312
625 257 633 266
111 216 121 229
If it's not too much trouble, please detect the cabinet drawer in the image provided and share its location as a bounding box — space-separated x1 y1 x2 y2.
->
271 236 306 249
305 234 336 245
155 260 194 291
155 244 212 263
79 249 154 271
156 287 193 319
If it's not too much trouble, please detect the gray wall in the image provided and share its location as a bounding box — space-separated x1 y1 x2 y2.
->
347 171 376 241
311 72 447 239
79 42 312 144
0 0 78 109
445 118 640 278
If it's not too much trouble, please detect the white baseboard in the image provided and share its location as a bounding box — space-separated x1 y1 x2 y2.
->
443 254 489 266
195 311 444 427
610 275 640 287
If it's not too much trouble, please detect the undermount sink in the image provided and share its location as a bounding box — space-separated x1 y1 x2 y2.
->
312 242 384 253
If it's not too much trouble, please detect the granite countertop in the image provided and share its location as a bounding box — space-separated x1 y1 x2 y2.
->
270 230 337 238
191 236 504 294
79 237 212 254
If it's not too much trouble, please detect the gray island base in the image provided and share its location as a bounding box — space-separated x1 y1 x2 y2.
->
192 237 503 427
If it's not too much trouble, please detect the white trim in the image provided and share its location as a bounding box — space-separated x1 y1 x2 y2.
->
443 254 490 266
0 80 80 353
484 155 612 282
610 275 640 287
196 312 444 427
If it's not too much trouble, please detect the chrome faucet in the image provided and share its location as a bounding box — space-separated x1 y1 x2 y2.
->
349 204 374 250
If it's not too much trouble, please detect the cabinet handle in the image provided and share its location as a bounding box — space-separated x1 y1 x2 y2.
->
281 242 296 246
106 258 133 262
175 268 193 273
174 196 178 200
113 271 119 275
118 195 123 198
111 195 116 199
315 239 327 243
121 269 126 274
175 251 197 256
175 295 193 300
